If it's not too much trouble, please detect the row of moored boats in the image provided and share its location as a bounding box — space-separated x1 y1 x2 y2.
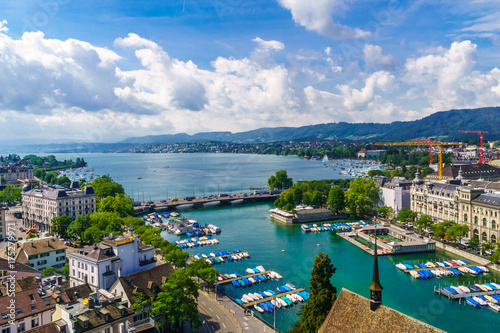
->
396 260 489 279
172 236 219 248
194 249 249 264
235 284 310 312
301 223 353 233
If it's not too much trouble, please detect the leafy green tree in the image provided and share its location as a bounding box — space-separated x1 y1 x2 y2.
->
152 269 200 330
268 170 293 190
89 175 125 201
58 263 69 280
311 190 326 207
51 216 72 239
186 259 219 286
327 186 345 212
132 291 153 316
376 206 394 220
82 225 105 244
67 215 92 243
0 184 22 206
430 220 456 239
470 234 480 249
26 232 37 239
97 193 134 217
41 267 57 277
289 253 336 333
445 224 469 244
394 207 417 225
481 241 495 256
414 215 434 232
345 178 379 217
162 248 189 268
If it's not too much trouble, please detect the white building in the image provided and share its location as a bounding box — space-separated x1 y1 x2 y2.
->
21 183 96 232
379 179 412 215
67 236 156 290
0 166 34 183
0 237 67 270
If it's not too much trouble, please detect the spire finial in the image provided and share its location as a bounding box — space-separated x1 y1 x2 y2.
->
369 222 383 311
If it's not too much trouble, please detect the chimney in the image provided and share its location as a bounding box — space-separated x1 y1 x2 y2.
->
56 276 63 286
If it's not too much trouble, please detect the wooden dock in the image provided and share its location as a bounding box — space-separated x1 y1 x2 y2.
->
217 271 272 285
435 287 500 299
403 264 478 273
242 288 305 307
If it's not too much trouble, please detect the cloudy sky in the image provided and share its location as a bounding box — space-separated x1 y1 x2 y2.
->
1 0 500 144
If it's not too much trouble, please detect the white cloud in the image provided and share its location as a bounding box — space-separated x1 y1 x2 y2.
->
0 20 7 33
276 0 370 40
325 46 332 55
337 71 396 111
252 37 285 53
363 44 399 71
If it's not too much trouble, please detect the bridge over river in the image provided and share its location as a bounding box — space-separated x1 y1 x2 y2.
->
134 193 279 215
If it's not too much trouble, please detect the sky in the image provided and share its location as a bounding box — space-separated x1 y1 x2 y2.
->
1 0 500 144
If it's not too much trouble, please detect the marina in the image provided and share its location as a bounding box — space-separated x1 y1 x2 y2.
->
217 270 275 285
241 288 306 307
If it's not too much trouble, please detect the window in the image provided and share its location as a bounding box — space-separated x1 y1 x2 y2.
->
56 249 65 254
56 256 65 262
475 216 478 225
29 294 35 301
30 304 36 311
91 276 94 284
483 218 487 227
17 323 25 333
493 221 497 229
40 253 49 258
492 235 497 243
16 308 22 314
31 318 39 328
482 232 488 241
36 260 47 266
464 214 468 223
91 266 94 273
103 328 110 333
2 327 11 333
28 255 38 260
72 269 75 277
106 265 110 272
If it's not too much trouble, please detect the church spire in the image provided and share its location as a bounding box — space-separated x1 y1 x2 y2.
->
369 224 383 311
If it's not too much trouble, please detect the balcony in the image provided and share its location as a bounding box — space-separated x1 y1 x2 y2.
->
139 257 156 266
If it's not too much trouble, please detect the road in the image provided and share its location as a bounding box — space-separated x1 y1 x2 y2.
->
0 208 26 252
197 291 241 333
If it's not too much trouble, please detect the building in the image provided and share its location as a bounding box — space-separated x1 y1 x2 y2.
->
425 164 500 181
67 236 156 290
0 277 56 333
21 183 96 232
379 178 412 215
109 263 173 329
357 149 386 159
0 237 67 270
0 166 34 183
411 169 500 242
0 203 6 241
270 206 336 224
51 290 136 333
318 235 444 333
0 258 39 282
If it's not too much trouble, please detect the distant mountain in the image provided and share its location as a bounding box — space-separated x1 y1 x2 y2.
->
121 106 500 144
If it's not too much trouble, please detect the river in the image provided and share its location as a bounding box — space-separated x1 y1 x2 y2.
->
47 153 500 332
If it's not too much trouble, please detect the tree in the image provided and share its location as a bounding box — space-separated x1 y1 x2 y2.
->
89 175 125 201
41 267 57 277
0 184 22 206
470 234 480 249
414 215 434 232
152 269 201 330
97 193 134 217
430 220 456 239
345 178 379 217
311 190 326 207
67 215 92 244
26 232 37 239
289 253 336 333
376 206 393 220
268 170 293 190
327 186 345 212
186 259 219 287
51 216 72 239
445 224 469 244
162 248 189 268
132 291 153 316
480 241 495 256
58 263 69 280
82 225 105 244
394 207 417 225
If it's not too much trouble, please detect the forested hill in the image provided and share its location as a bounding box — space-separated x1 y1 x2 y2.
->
121 106 500 144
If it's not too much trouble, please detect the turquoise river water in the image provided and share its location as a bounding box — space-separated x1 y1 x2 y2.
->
40 153 500 332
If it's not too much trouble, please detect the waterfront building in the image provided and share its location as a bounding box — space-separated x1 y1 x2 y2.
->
109 263 174 329
67 235 156 290
318 231 443 333
411 169 500 241
0 276 56 333
0 237 67 270
357 149 386 159
379 178 411 215
21 182 96 232
270 206 335 224
0 165 34 183
0 203 6 241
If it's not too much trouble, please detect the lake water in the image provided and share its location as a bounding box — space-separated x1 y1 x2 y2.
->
46 153 500 332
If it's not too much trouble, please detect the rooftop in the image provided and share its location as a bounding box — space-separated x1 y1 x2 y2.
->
0 286 55 326
318 288 444 333
68 243 117 262
17 237 67 256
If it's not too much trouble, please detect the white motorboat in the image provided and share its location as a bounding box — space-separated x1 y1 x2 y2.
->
473 296 487 306
256 265 265 272
248 277 256 284
485 295 498 304
263 291 273 297
478 266 489 272
271 299 281 308
272 271 282 279
246 268 255 274
254 304 264 313
450 286 463 294
253 293 263 300
278 298 288 307
286 283 296 290
395 263 407 270
489 303 500 312
458 286 471 293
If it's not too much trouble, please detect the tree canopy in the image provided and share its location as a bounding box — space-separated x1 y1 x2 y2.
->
413 214 434 232
51 216 72 238
430 220 456 239
88 175 125 201
344 178 379 217
394 207 417 225
268 170 293 190
0 184 22 206
327 186 345 212
97 193 134 217
289 252 336 333
445 224 469 243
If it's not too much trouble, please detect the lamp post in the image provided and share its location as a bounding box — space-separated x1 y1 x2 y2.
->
273 295 277 333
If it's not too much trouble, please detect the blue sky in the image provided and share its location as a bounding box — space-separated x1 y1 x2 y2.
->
1 0 500 144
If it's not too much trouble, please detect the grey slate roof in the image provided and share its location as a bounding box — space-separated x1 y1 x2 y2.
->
69 243 117 262
473 193 500 207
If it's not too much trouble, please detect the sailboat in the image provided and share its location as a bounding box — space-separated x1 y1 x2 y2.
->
322 155 329 167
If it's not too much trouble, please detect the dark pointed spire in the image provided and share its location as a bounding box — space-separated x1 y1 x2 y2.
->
369 224 383 311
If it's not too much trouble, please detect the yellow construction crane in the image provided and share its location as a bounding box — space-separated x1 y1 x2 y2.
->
374 140 462 181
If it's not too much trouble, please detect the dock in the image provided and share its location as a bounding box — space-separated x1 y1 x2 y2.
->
242 288 305 307
435 287 500 299
193 252 249 261
217 271 273 285
404 264 477 273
